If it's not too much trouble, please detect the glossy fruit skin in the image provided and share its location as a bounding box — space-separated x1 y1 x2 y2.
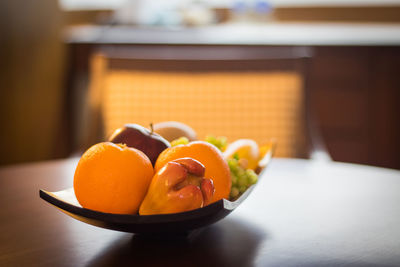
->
139 157 214 215
155 141 231 203
74 142 154 214
109 124 170 166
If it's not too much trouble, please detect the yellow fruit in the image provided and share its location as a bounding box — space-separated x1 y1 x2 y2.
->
259 139 277 159
258 139 277 169
153 121 197 142
223 139 260 170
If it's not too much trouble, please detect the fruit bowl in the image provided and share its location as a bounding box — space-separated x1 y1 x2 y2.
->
39 146 273 234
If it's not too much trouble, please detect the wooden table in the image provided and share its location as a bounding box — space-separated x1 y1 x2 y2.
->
1 158 400 266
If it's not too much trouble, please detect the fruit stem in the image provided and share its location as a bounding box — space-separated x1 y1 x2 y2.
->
150 122 154 134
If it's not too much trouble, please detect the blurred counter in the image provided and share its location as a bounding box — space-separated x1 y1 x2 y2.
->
64 23 400 170
65 22 400 46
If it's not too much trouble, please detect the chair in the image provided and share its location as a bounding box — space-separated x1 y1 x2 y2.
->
85 45 329 159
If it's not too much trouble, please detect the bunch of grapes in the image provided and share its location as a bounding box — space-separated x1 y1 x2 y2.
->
172 135 259 200
228 156 258 200
205 135 227 151
171 137 189 146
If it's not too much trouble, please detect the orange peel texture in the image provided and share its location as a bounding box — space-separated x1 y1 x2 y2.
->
73 142 154 214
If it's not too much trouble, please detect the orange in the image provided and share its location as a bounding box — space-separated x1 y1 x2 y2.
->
155 141 231 203
73 142 153 214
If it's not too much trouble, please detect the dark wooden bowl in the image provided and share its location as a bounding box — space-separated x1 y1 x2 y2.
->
40 148 273 234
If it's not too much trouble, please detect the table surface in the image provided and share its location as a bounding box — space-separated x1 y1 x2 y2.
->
1 158 400 266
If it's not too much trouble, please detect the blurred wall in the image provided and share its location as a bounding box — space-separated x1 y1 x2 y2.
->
273 6 400 22
0 0 67 165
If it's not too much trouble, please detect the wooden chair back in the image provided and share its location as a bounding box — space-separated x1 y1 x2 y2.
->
86 45 328 159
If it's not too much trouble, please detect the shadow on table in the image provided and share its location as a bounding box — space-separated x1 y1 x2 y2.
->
86 217 267 267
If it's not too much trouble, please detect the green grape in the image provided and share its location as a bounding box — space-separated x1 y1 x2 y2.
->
205 135 227 151
246 169 258 185
171 137 189 146
237 173 247 187
230 187 240 199
228 158 240 174
231 173 238 184
227 158 237 169
239 185 247 193
228 157 259 200
236 167 246 180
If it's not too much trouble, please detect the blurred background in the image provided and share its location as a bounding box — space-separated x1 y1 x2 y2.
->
1 0 399 169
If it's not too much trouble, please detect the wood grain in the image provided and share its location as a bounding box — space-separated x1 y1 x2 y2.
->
1 158 400 266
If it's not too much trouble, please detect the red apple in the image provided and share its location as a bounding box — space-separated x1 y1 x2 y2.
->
108 124 170 165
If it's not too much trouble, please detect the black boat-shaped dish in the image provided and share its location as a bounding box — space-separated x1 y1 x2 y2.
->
40 148 273 234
